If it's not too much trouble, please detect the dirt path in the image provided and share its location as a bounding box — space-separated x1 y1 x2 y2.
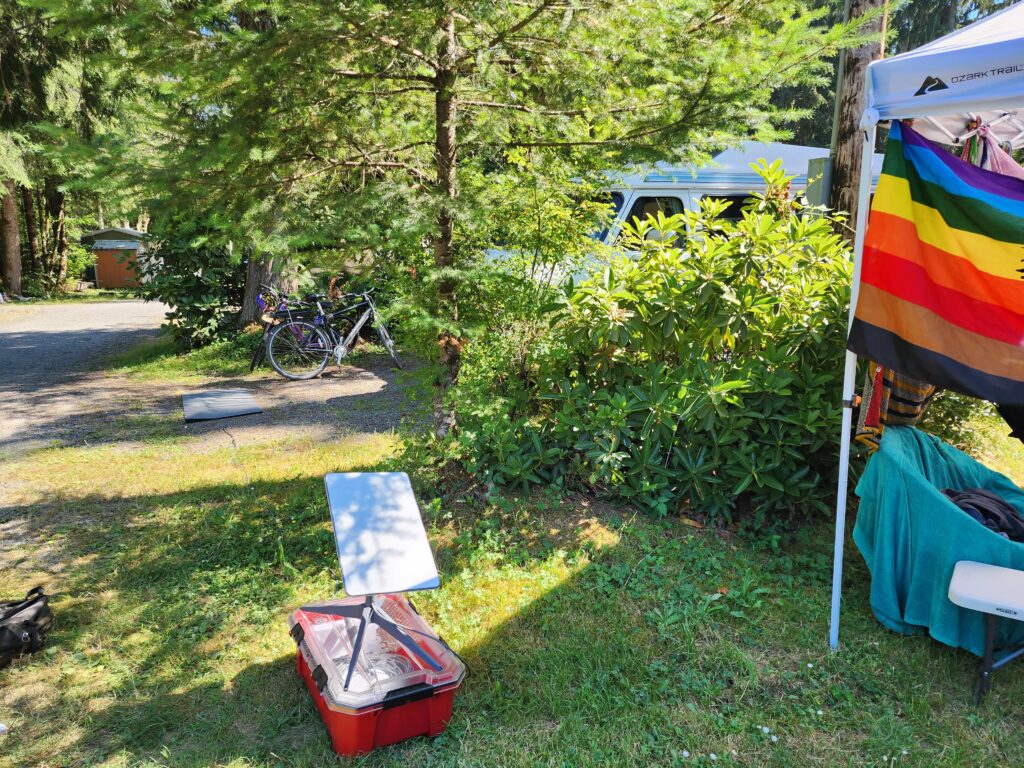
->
0 300 167 385
0 299 414 597
0 300 413 457
0 301 167 453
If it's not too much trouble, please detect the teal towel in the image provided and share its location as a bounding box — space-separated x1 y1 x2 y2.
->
853 426 1024 657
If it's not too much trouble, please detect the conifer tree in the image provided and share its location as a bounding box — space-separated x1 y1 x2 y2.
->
129 0 854 435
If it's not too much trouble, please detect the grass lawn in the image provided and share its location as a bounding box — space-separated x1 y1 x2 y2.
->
2 352 1023 767
105 333 261 382
106 331 397 384
18 288 140 304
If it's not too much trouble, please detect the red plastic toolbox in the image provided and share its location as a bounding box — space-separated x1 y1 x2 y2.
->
289 595 465 756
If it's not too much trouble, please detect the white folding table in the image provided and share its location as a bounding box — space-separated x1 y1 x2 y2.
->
948 560 1024 704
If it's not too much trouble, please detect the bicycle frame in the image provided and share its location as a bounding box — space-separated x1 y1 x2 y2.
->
312 293 379 364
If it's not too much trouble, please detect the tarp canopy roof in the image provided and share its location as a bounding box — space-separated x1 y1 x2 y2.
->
866 1 1024 147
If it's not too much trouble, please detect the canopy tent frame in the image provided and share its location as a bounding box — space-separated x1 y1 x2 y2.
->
828 107 877 650
827 0 1024 650
920 111 1024 146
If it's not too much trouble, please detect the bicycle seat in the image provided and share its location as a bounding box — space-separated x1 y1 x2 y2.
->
304 293 328 302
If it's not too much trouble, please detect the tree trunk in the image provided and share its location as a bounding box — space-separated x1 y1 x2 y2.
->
57 239 68 288
44 177 67 293
238 254 278 328
1 180 22 296
830 0 885 231
36 188 49 259
432 10 460 439
20 185 39 274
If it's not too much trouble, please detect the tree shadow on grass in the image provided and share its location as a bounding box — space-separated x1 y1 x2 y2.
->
4 458 1023 766
0 462 637 767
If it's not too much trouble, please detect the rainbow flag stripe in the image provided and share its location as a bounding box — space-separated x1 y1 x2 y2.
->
848 121 1024 405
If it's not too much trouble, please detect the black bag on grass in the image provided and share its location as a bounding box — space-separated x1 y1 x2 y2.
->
0 586 54 668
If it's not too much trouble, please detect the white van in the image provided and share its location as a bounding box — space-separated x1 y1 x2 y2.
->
593 140 888 244
593 142 871 245
488 142 882 278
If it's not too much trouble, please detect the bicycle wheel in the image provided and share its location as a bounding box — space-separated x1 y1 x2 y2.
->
267 321 332 380
376 321 403 370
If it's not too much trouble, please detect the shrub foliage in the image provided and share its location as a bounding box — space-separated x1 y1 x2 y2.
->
453 163 853 526
139 215 245 348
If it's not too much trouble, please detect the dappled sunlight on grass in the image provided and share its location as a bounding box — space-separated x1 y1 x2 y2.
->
1 434 399 768
105 332 261 382
2 421 1024 766
29 289 139 304
105 330 410 385
965 412 1024 488
4 434 399 508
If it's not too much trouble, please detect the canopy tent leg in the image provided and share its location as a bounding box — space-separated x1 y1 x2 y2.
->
829 351 859 649
829 119 878 650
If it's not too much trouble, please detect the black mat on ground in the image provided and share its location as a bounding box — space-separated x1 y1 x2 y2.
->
182 389 262 423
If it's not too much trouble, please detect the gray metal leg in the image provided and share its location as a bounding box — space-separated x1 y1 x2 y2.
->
975 613 997 706
344 597 373 692
310 596 443 690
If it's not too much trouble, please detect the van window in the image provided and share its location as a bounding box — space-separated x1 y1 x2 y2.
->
625 195 685 225
623 196 686 244
701 194 749 222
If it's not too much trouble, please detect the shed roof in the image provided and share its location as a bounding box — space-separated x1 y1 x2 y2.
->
81 227 146 245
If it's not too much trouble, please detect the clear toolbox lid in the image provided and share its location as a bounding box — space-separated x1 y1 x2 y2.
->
288 594 464 710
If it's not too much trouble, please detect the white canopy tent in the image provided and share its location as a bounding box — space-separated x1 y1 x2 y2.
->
828 1 1024 649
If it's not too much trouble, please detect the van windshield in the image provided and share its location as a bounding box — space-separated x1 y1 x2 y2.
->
589 192 624 243
622 195 686 246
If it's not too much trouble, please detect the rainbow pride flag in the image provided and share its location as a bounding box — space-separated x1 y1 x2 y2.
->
848 121 1024 405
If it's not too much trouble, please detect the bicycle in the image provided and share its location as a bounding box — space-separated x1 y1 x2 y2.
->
248 285 321 372
265 290 402 380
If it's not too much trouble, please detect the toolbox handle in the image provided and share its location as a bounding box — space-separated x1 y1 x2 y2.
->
311 664 329 693
381 682 435 709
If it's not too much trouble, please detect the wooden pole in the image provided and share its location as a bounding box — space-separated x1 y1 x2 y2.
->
829 0 886 225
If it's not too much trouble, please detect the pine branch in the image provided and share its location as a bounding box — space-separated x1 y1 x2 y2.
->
340 13 437 68
339 85 434 98
461 99 532 112
281 146 432 188
682 0 750 36
462 100 663 117
330 69 433 83
498 73 715 149
619 72 714 142
459 0 563 62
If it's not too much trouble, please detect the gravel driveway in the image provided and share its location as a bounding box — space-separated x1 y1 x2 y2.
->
0 299 412 457
0 300 168 454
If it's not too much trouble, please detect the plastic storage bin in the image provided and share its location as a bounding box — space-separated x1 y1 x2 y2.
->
288 594 465 756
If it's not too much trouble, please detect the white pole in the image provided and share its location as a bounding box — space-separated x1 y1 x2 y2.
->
828 105 879 651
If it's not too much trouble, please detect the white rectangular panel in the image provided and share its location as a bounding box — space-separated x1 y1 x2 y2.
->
325 472 440 596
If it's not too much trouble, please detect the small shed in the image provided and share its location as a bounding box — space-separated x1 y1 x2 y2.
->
80 227 147 289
